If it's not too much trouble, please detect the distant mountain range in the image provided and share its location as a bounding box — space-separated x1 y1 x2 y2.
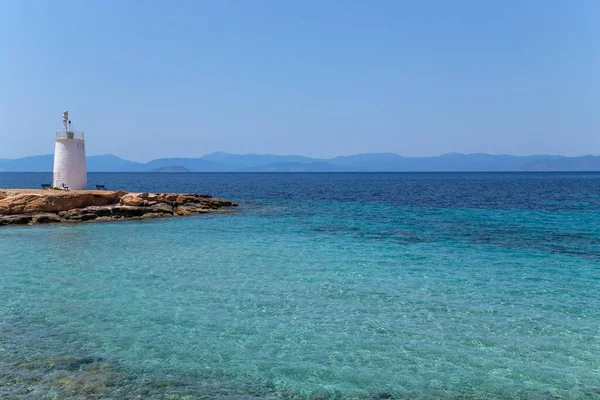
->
150 166 192 173
1 152 600 172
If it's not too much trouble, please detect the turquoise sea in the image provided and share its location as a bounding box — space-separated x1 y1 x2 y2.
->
1 173 599 399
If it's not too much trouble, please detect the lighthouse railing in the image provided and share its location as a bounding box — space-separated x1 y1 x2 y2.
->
56 131 85 140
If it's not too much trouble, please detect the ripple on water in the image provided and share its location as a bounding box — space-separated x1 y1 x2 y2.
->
1 173 600 399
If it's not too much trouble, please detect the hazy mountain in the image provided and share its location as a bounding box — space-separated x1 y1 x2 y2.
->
415 153 566 172
329 153 408 171
0 155 55 172
1 152 599 172
326 153 569 172
202 152 319 169
86 155 145 172
241 161 341 172
150 166 192 173
144 158 230 172
0 154 146 172
520 155 600 171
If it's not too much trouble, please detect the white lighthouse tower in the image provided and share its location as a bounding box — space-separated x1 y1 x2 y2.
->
53 110 87 190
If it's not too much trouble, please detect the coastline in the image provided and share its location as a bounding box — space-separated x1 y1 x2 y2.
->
0 189 238 226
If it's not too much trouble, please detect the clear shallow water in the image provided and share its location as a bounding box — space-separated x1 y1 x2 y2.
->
1 173 600 399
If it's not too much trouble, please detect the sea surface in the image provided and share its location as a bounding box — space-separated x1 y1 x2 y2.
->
1 172 599 399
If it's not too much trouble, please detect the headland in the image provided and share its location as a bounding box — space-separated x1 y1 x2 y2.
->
0 189 238 226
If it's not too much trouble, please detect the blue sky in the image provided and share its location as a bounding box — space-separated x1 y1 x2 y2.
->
1 0 598 161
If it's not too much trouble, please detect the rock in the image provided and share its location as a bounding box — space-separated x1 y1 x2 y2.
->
58 209 98 222
174 206 194 216
0 214 33 225
175 204 211 215
58 206 114 221
175 195 189 205
0 190 125 215
57 210 72 218
83 206 114 217
145 193 159 202
0 189 237 226
79 214 98 221
111 206 149 218
120 194 146 207
148 203 173 214
32 213 61 224
199 197 238 208
138 193 158 201
140 212 165 219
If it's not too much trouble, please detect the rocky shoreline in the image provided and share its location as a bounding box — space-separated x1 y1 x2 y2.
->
0 189 238 226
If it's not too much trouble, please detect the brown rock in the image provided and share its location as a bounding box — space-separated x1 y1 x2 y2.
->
0 190 124 215
145 193 159 202
120 194 146 207
0 189 237 225
174 207 190 216
163 194 178 202
175 195 189 205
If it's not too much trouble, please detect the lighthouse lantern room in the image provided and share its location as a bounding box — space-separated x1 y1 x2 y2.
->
53 110 87 190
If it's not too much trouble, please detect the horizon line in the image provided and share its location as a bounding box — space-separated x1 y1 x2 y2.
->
2 151 599 163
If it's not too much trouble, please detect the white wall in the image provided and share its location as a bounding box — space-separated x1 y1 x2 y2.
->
53 139 87 190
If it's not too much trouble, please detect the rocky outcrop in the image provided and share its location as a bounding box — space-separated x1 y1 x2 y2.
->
0 190 124 215
0 190 238 226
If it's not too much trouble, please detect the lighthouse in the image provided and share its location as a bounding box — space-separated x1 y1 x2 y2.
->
53 110 87 190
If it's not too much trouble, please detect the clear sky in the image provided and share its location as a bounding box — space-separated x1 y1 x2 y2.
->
1 0 598 161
